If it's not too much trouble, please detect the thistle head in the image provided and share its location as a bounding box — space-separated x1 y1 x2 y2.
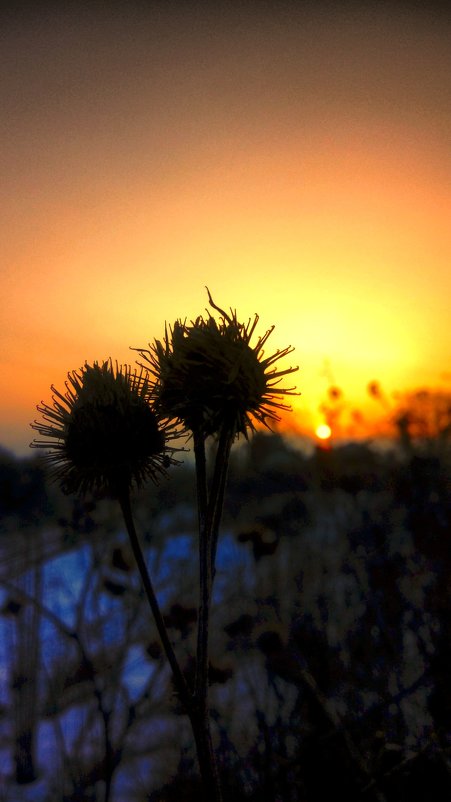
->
30 360 180 497
136 289 299 439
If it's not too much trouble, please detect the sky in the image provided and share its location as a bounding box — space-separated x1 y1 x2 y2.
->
1 1 450 455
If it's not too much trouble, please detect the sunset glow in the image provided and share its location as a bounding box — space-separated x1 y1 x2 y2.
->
1 3 450 454
316 424 332 442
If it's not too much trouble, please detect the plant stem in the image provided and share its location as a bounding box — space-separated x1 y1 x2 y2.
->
194 432 210 700
118 490 191 711
119 460 226 802
193 431 209 538
190 708 222 802
209 425 234 573
193 431 223 802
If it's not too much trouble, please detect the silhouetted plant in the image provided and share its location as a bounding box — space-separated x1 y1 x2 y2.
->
29 289 298 802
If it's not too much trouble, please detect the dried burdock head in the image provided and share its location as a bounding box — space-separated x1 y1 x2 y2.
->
135 289 299 438
30 360 180 497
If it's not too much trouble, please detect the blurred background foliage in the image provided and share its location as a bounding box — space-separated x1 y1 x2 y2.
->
0 388 450 801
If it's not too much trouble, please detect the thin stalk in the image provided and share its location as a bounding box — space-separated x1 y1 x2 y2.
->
193 431 208 538
193 430 224 802
119 457 225 801
208 425 234 573
194 432 210 701
118 490 191 711
190 709 223 802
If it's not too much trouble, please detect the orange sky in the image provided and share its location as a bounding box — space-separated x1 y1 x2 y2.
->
1 2 450 455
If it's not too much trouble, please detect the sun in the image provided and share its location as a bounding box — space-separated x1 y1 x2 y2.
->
316 423 332 441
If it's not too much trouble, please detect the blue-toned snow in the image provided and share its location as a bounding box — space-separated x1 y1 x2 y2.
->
0 519 255 800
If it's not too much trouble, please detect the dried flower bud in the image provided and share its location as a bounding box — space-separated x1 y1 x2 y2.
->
136 290 299 438
30 360 179 496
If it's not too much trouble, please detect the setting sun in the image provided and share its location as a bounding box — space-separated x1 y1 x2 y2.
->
316 424 332 441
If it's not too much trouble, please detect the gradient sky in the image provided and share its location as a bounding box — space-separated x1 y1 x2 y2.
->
1 1 450 455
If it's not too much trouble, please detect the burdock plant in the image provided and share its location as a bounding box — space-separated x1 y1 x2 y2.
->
31 292 298 802
30 360 178 496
